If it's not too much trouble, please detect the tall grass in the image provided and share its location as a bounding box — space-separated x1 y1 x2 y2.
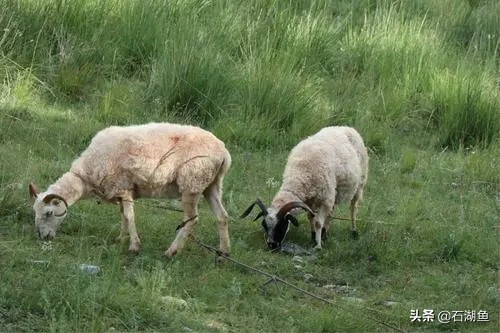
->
325 0 499 149
431 66 499 148
2 0 497 149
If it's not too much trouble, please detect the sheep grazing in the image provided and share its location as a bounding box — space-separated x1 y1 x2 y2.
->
241 126 368 250
29 122 231 257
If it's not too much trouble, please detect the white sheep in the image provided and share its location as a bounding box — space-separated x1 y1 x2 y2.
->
241 126 368 250
29 122 231 257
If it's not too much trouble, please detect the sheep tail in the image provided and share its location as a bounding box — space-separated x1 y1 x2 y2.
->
211 151 231 187
219 150 232 177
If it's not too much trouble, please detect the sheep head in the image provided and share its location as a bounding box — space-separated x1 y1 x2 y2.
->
29 183 68 240
241 198 315 250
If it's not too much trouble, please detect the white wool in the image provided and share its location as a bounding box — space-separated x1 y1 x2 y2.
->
31 122 231 257
275 126 368 209
268 126 368 248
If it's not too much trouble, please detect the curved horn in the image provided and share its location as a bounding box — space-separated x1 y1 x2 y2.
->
240 198 268 219
255 198 268 215
42 194 68 208
253 210 267 221
276 201 315 221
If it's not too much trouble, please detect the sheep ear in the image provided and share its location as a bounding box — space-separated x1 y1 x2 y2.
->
286 213 299 227
29 182 39 199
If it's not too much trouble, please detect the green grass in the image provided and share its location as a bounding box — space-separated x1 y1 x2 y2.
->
1 0 499 332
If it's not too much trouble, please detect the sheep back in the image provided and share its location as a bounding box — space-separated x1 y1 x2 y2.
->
70 123 230 200
280 126 368 208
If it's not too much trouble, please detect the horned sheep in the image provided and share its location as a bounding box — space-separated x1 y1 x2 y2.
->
241 126 368 250
29 122 231 257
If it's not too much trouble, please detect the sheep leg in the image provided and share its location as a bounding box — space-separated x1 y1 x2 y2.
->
203 184 230 255
165 192 200 257
322 213 332 241
312 207 329 250
308 212 316 245
116 205 128 243
120 199 141 252
349 199 358 231
310 210 332 245
350 190 362 238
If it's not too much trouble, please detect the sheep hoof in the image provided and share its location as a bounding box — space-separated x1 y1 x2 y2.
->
216 252 230 264
164 248 178 257
350 229 359 239
128 243 141 253
312 244 322 251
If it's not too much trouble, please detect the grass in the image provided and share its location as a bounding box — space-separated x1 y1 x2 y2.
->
1 0 499 332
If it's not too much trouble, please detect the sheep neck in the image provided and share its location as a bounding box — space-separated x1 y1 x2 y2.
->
46 172 89 206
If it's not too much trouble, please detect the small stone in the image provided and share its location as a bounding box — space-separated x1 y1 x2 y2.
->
206 319 225 330
486 286 500 304
322 284 356 294
79 264 101 275
344 296 364 303
293 264 303 270
280 242 311 255
292 255 304 263
384 301 400 307
337 285 354 294
161 296 188 309
30 260 50 267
